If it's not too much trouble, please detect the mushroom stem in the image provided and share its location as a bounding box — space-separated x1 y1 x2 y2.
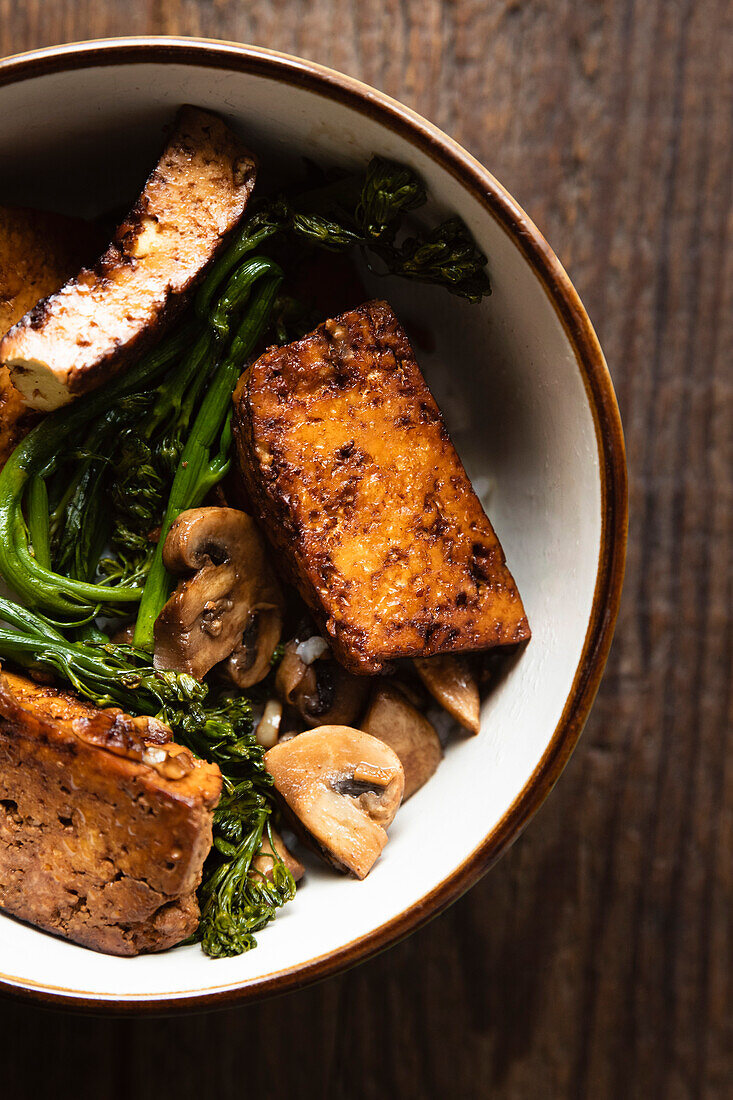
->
255 699 283 749
413 655 481 734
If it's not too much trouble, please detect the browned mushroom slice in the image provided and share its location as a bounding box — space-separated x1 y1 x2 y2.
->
275 639 369 727
154 507 284 680
223 604 283 689
362 684 442 799
264 726 404 879
413 655 481 734
252 829 305 883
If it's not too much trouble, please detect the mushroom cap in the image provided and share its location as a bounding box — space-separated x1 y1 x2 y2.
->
154 507 284 681
265 726 404 879
275 639 369 727
362 683 442 799
413 655 481 734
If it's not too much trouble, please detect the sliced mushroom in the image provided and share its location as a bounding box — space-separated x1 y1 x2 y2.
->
223 605 283 689
154 507 284 681
362 683 442 800
252 829 305 883
265 726 404 879
275 639 369 727
413 655 481 734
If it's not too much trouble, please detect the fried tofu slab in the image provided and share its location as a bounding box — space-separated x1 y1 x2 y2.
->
1 106 256 412
0 205 104 466
0 670 221 956
233 300 530 674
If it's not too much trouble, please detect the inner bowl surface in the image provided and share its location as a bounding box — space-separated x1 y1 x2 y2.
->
0 38 626 1011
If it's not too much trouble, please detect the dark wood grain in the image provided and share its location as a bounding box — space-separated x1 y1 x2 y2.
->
0 3 730 1097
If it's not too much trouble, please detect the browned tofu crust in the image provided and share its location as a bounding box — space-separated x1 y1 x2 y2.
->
0 205 104 466
0 671 221 956
1 106 257 411
232 300 530 674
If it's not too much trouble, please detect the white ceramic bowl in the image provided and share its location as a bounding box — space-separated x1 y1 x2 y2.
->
0 38 626 1011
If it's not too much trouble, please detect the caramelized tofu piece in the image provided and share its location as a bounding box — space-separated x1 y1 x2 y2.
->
0 206 104 466
233 300 530 674
1 106 257 411
0 671 221 956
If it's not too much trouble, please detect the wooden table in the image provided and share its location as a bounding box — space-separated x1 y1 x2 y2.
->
0 4 730 1097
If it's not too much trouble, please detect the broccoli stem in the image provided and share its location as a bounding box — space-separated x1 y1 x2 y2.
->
211 255 277 339
53 407 128 582
0 595 66 641
133 268 283 651
0 596 204 710
104 254 285 591
26 476 50 571
144 329 215 444
194 211 286 322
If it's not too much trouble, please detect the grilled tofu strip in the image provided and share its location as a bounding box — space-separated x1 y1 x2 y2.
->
0 106 257 412
0 205 104 466
0 670 221 956
232 300 530 675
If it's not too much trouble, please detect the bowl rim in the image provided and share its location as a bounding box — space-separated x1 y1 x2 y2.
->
0 35 628 1014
